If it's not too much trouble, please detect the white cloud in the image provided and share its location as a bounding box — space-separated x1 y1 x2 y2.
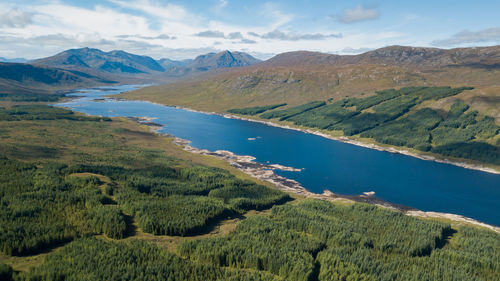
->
0 1 415 61
256 30 342 41
0 8 33 28
337 5 380 23
259 2 294 29
228 32 243 39
117 34 176 40
194 30 226 38
340 47 374 54
431 27 500 46
109 0 190 22
239 38 256 44
216 0 228 11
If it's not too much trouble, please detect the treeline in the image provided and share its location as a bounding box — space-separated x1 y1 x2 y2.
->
179 199 500 281
0 93 64 102
260 101 326 120
18 238 279 281
231 86 500 164
0 105 111 121
228 103 286 115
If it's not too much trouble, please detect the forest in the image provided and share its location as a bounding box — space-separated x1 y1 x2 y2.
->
229 86 500 165
0 104 498 280
227 103 287 115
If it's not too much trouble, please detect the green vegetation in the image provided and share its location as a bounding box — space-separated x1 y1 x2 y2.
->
0 152 288 253
228 103 286 115
0 263 13 281
287 100 358 129
0 105 111 121
260 101 326 121
0 158 128 255
209 182 289 211
0 93 64 102
239 86 500 165
0 105 288 251
0 103 498 280
180 200 499 281
64 164 289 236
19 238 278 281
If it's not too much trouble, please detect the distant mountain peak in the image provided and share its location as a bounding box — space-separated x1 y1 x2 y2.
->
33 47 165 74
188 50 261 71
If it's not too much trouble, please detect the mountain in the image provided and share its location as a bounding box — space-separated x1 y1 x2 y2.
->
32 48 260 82
0 57 29 63
157 58 192 69
119 45 500 121
161 50 261 79
33 47 165 75
0 48 262 95
264 45 500 68
187 50 261 71
0 62 115 95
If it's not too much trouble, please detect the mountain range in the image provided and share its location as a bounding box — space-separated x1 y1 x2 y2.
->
1 45 499 119
0 57 29 63
0 48 261 95
0 62 116 95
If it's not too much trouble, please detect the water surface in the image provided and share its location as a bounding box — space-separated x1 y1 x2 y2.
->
57 85 500 226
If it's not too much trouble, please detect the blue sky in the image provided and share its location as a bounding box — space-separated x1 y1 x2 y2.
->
0 0 499 60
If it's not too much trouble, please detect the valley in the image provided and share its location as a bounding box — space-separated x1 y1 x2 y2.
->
0 44 499 281
0 95 498 281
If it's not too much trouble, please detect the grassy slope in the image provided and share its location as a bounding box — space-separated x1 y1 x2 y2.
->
118 64 500 123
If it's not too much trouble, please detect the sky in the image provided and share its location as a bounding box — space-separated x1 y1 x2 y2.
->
0 0 499 60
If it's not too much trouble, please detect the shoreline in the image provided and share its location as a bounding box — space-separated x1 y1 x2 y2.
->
112 96 499 175
129 116 500 233
194 107 500 175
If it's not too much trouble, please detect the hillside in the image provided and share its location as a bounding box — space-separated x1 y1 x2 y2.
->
157 58 192 69
263 45 500 68
0 62 116 96
120 45 500 121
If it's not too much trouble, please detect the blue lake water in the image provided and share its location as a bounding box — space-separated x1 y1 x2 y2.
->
57 85 500 226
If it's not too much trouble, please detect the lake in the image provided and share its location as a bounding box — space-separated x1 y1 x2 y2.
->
56 85 500 226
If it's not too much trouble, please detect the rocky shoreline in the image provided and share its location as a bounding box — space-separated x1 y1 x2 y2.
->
129 115 500 233
221 113 500 175
148 103 499 175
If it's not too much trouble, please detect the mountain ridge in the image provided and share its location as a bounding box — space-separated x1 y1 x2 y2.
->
0 62 116 95
33 47 166 75
264 45 500 68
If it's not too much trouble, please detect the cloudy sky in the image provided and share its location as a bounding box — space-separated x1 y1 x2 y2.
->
0 0 499 60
